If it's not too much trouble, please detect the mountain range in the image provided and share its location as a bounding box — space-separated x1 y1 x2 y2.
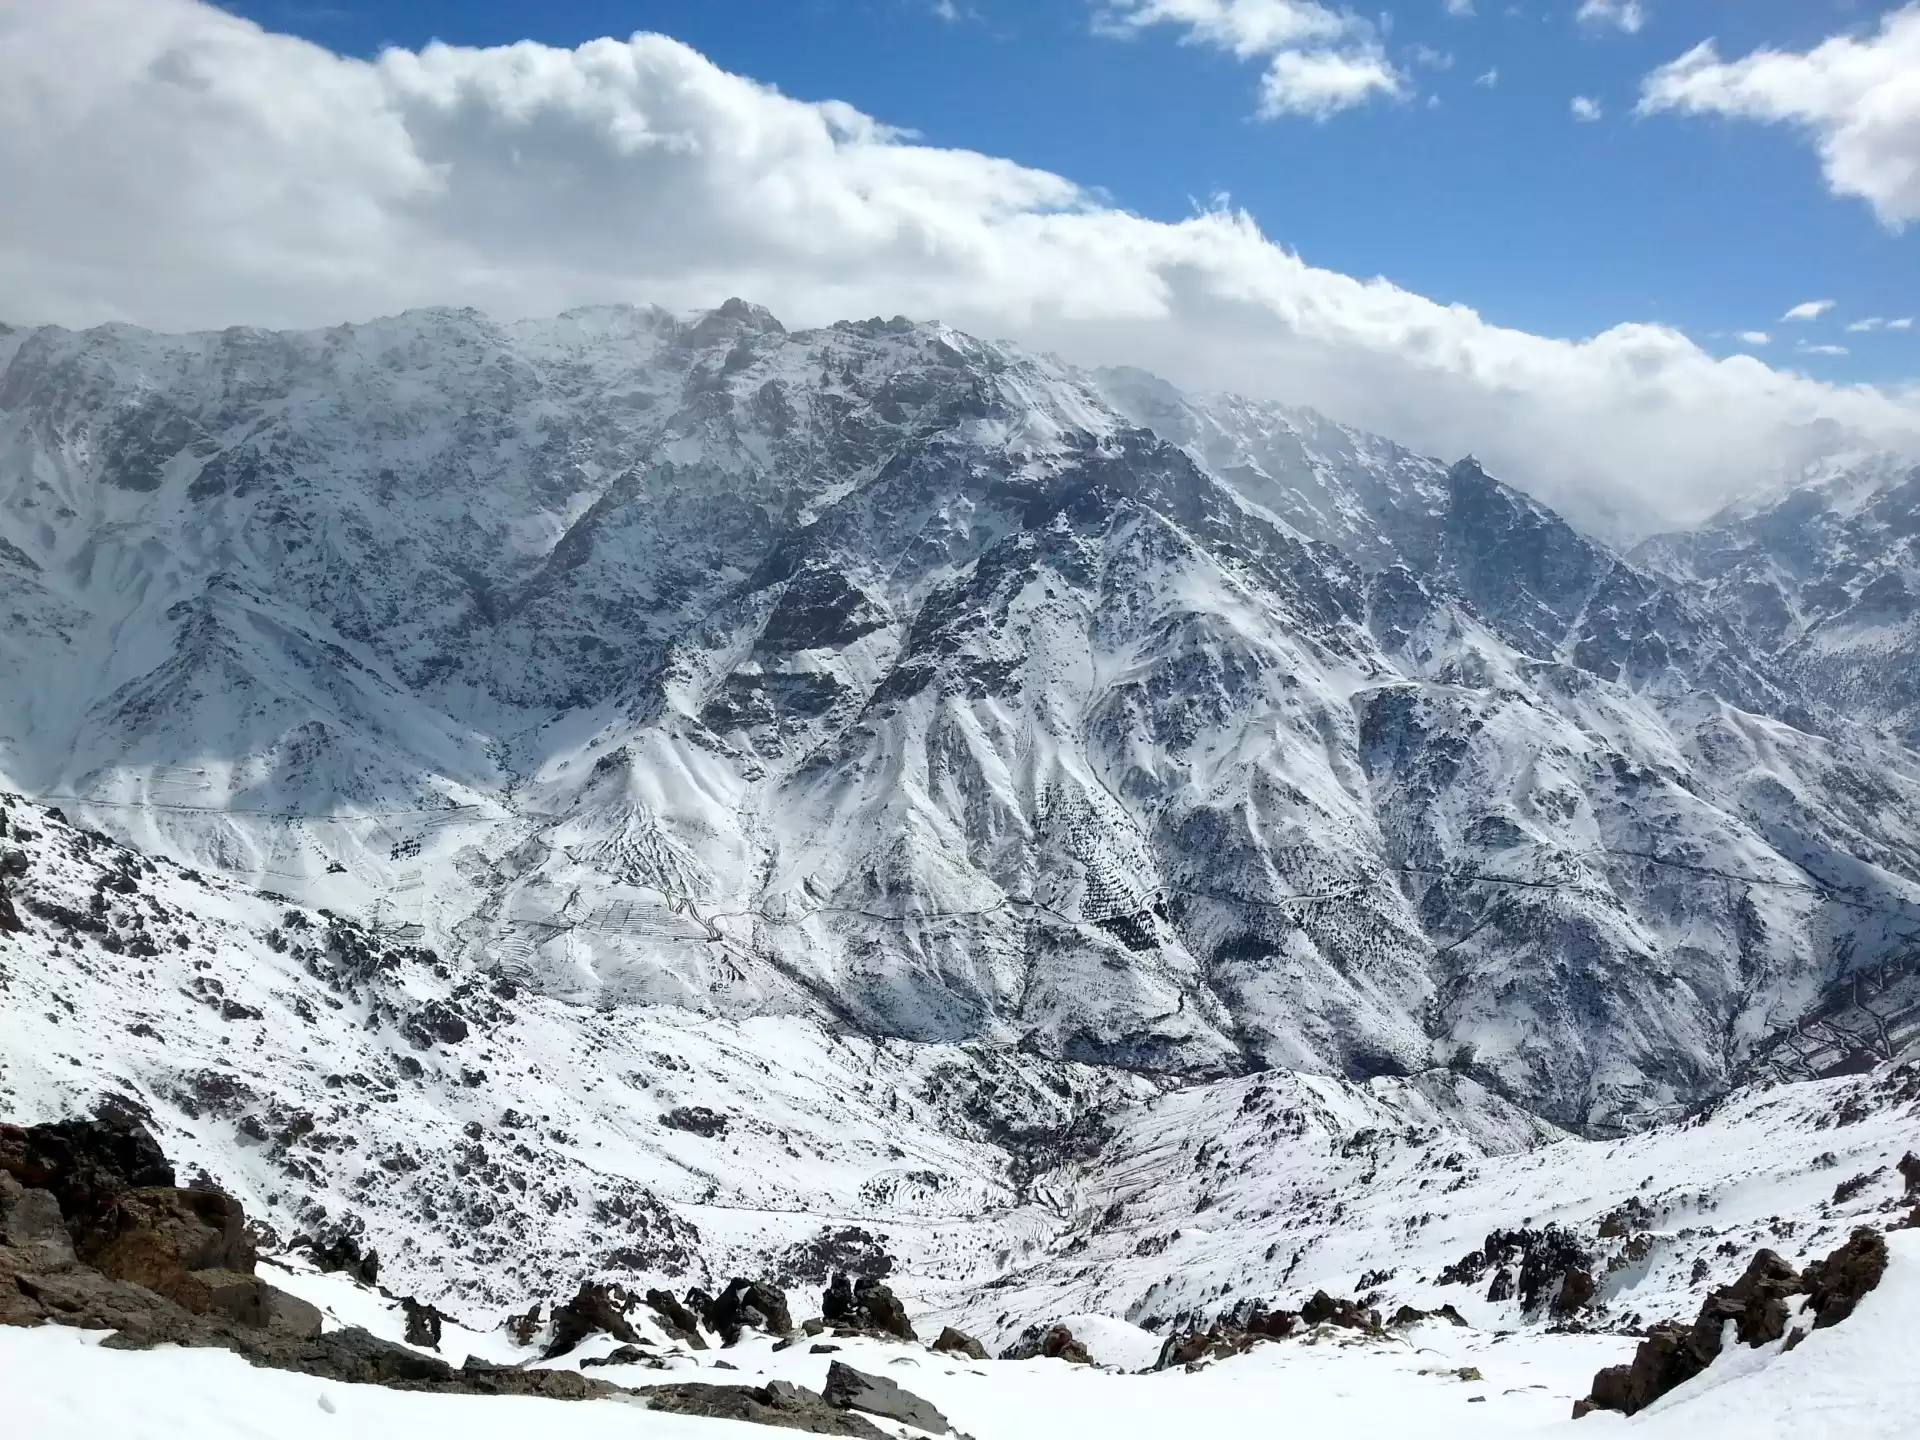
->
2 299 1917 1159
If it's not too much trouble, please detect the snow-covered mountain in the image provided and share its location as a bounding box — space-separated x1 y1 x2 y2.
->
3 301 1919 1150
1635 453 1920 749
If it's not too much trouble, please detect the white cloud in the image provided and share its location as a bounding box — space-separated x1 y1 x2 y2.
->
1571 95 1604 122
1098 0 1406 118
1475 67 1500 87
1637 8 1920 228
3 0 1918 534
1408 44 1454 72
1444 0 1475 16
1891 318 1916 330
1848 317 1886 333
1577 1 1646 35
1736 331 1771 346
1781 300 1837 322
1798 343 1850 357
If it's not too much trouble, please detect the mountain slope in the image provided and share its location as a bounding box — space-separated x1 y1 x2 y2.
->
1 305 1918 1133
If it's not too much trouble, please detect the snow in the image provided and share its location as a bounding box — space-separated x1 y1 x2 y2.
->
10 1234 1917 1439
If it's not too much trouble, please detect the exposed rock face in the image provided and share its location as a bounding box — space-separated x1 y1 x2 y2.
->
0 1117 175 1226
1575 1232 1891 1419
644 1287 709 1348
821 1272 916 1341
643 1379 890 1438
78 1187 256 1296
544 1279 642 1359
999 1323 1092 1364
402 1295 446 1349
931 1327 989 1360
1300 1291 1381 1332
1802 1227 1889 1329
705 1277 793 1345
823 1360 954 1434
305 1232 379 1286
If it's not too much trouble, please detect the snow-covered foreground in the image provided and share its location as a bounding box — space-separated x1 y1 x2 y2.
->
9 1233 1917 1440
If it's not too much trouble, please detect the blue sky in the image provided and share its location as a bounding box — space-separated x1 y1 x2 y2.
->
221 0 1917 383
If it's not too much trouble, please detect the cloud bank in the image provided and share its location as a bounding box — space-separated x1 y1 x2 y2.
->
1 0 1917 533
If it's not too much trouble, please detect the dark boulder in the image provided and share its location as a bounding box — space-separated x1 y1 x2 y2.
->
644 1379 890 1438
706 1277 793 1345
77 1186 256 1293
1486 1267 1515 1302
1803 1227 1889 1329
1551 1267 1597 1317
1300 1291 1380 1331
824 1360 953 1434
821 1271 916 1340
0 1115 175 1225
581 1344 663 1369
544 1280 641 1359
644 1286 709 1348
402 1295 447 1349
1575 1232 1890 1419
1388 1303 1468 1328
998 1322 1091 1364
932 1326 988 1360
306 1232 378 1286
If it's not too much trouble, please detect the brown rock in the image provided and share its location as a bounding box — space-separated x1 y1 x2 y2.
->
932 1326 989 1360
1803 1227 1889 1329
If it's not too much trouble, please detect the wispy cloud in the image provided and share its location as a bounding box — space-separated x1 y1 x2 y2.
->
1797 343 1849 357
1780 299 1836 322
1475 67 1499 87
1736 331 1771 346
1098 1 1406 119
1571 95 1603 122
1577 0 1645 35
1444 0 1475 16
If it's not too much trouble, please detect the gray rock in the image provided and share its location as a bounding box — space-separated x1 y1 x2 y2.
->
824 1360 953 1434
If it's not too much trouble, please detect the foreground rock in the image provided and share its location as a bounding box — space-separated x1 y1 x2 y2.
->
544 1279 643 1359
1 1114 612 1403
823 1360 954 1434
1575 1229 1890 1418
4 1116 318 1339
644 1379 890 1437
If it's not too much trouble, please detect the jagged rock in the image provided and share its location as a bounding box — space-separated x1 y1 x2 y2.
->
1899 1152 1920 1200
402 1295 446 1349
644 1379 890 1437
544 1280 641 1359
998 1323 1092 1364
1575 1232 1889 1419
1486 1268 1515 1303
0 1115 175 1225
1299 1291 1379 1331
1803 1227 1888 1329
581 1345 662 1369
1388 1303 1468 1328
505 1301 543 1347
706 1277 793 1345
0 1174 75 1266
644 1287 709 1348
824 1360 953 1434
1551 1267 1597 1317
306 1232 378 1286
821 1271 915 1341
77 1186 256 1298
931 1326 988 1360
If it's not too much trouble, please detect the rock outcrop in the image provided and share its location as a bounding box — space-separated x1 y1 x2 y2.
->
1575 1229 1891 1418
823 1360 955 1434
821 1271 916 1341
